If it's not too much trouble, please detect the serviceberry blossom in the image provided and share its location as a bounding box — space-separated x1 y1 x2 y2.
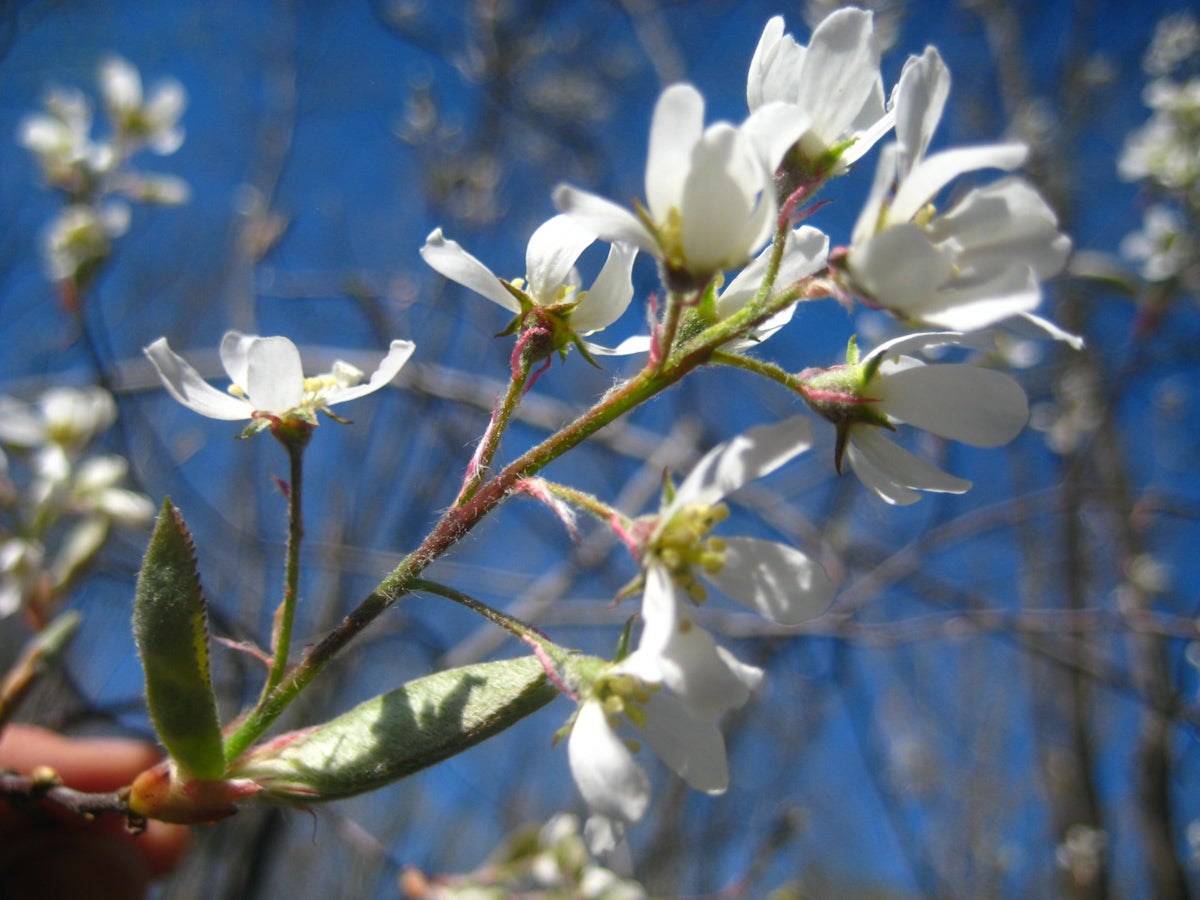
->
568 417 835 851
97 55 187 157
420 215 636 359
1120 203 1195 282
634 415 834 625
839 48 1072 333
554 83 787 290
799 332 1029 505
567 568 763 854
746 9 893 180
145 331 414 434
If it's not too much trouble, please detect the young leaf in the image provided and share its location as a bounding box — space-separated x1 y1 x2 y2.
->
133 499 225 780
229 655 558 802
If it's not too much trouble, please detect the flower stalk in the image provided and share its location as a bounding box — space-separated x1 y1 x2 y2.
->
261 423 311 700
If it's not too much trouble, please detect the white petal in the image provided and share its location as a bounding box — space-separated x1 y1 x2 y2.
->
0 397 45 446
846 427 971 505
571 241 636 334
627 575 759 718
99 56 142 112
862 331 973 365
673 416 813 509
891 143 1029 225
220 331 257 388
851 142 900 245
878 363 1028 447
552 185 658 255
144 338 252 420
584 334 653 356
893 47 950 177
680 124 773 274
325 340 415 405
645 84 705 222
930 177 1071 279
913 264 1041 330
420 228 517 312
746 16 786 110
799 8 883 146
568 700 650 830
705 536 835 625
849 224 954 309
525 214 595 302
741 101 811 172
244 337 305 414
640 691 729 793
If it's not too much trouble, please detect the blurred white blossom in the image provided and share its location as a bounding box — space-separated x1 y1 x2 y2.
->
1120 204 1194 282
18 55 189 286
0 385 152 620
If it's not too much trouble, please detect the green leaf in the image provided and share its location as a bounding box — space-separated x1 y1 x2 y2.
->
229 655 558 802
133 499 225 780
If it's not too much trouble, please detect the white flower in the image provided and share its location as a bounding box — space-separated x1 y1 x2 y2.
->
99 55 187 156
567 589 760 854
0 386 117 452
420 215 636 354
746 10 893 176
554 83 778 287
568 416 835 854
801 332 1030 505
1118 77 1200 191
842 48 1072 333
1120 203 1194 282
641 415 835 625
18 87 107 188
144 331 415 428
42 202 130 283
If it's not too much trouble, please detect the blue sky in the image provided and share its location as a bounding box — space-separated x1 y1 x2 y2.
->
2 1 1199 895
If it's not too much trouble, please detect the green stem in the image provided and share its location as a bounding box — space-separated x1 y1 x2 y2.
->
261 430 308 700
710 349 804 393
537 480 626 527
411 579 556 651
454 359 531 507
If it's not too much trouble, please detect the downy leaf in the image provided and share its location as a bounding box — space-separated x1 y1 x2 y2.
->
229 655 558 802
133 499 225 779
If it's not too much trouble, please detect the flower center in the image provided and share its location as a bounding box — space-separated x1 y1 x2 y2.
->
649 502 730 604
593 672 657 744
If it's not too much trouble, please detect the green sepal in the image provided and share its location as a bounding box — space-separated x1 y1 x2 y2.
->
133 499 225 780
229 655 558 802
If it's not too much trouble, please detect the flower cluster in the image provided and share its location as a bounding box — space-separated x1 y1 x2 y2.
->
0 386 154 622
566 417 834 851
18 56 188 291
1117 13 1199 294
130 5 1075 862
